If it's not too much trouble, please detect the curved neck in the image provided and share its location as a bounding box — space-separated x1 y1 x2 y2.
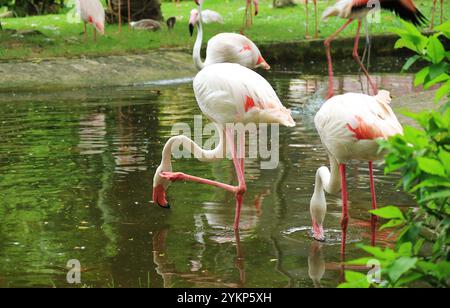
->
193 2 205 70
314 155 341 196
161 124 224 170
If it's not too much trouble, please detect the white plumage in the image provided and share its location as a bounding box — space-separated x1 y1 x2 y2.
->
76 0 105 34
193 63 294 127
190 8 224 25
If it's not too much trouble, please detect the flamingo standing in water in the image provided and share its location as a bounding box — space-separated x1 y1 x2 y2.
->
309 90 403 255
152 63 295 230
322 0 426 99
76 0 105 42
305 0 318 39
430 0 444 30
190 0 270 71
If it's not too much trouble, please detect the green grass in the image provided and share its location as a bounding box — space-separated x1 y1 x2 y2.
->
0 0 446 60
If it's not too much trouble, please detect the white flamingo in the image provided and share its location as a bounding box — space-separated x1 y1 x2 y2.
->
152 63 295 230
310 90 403 255
76 0 105 42
189 0 270 71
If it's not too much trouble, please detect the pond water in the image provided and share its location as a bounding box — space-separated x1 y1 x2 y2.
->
0 58 424 288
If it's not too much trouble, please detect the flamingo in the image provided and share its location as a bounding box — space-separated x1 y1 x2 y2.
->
322 0 426 99
430 0 444 30
242 0 259 30
189 8 224 26
309 90 403 255
190 0 270 71
305 0 318 39
152 63 295 230
76 0 105 42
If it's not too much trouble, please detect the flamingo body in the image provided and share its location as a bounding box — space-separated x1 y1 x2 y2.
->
76 0 105 34
315 90 403 163
190 9 224 25
310 90 403 248
193 63 294 126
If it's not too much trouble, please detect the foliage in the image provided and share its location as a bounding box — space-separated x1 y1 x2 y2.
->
340 21 450 288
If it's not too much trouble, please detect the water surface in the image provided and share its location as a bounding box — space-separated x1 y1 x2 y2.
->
0 60 423 287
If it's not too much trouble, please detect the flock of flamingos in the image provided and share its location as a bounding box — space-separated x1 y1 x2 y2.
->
75 0 444 256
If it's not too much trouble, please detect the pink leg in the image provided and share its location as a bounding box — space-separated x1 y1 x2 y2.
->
369 161 377 246
339 164 349 258
352 20 378 95
83 22 87 41
234 230 246 285
118 0 122 33
305 0 310 39
313 0 318 39
440 0 444 24
128 0 131 28
325 19 353 99
431 0 437 30
159 172 238 193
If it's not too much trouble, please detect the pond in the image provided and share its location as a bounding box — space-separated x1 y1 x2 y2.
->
0 57 424 288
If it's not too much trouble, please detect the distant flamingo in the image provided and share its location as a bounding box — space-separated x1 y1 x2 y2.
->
305 0 318 39
76 0 105 42
152 63 295 230
322 0 426 99
190 0 270 71
309 90 403 255
242 0 259 30
430 0 444 30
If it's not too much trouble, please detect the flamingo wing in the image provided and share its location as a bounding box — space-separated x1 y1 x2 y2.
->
193 63 295 127
77 0 105 33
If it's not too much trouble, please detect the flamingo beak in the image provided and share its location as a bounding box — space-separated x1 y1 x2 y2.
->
194 0 200 5
254 0 259 16
256 55 270 70
153 185 170 209
189 23 194 36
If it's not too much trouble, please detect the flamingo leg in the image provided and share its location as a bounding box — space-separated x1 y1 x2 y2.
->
83 22 87 41
93 27 97 43
128 0 131 28
305 0 310 39
440 0 444 24
325 19 353 99
431 0 437 30
339 164 349 258
313 0 318 39
352 19 378 96
242 0 252 31
234 230 246 285
118 0 122 33
369 161 378 246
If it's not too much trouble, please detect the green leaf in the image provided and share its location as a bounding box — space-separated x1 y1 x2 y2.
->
435 80 450 102
370 206 405 220
380 219 405 231
388 257 418 283
438 149 450 174
402 55 421 72
427 35 445 64
414 67 429 87
420 190 450 202
417 157 446 177
338 271 371 288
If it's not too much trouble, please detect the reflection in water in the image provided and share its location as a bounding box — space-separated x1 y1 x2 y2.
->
0 64 419 287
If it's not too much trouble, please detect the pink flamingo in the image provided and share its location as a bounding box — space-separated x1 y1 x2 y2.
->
430 0 444 30
309 90 403 255
190 0 270 71
322 0 426 99
305 0 318 39
152 63 295 230
76 0 105 42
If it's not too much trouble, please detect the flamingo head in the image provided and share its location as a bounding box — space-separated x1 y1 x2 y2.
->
189 9 199 36
255 55 270 70
254 0 259 16
152 164 172 209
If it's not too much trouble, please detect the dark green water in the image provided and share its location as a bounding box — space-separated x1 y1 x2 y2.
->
0 63 420 288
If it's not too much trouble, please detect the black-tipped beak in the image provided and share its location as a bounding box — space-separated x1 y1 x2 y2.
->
255 10 258 16
189 23 194 37
158 203 171 209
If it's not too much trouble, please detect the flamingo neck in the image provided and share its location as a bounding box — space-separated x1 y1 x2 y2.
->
314 155 341 196
160 123 225 170
193 2 205 70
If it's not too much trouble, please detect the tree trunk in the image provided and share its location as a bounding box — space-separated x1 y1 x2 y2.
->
106 0 163 24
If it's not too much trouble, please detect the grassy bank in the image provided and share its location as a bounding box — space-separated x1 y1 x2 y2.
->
0 0 446 60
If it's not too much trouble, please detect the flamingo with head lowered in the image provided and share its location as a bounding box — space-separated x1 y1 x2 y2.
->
189 0 270 71
76 0 105 42
322 0 426 99
310 90 403 255
152 63 295 230
430 0 444 30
